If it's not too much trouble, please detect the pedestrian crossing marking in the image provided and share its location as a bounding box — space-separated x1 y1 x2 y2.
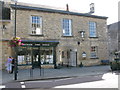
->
0 85 5 88
20 82 26 88
21 85 26 88
20 82 24 84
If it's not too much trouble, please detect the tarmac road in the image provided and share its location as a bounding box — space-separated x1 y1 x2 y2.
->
0 65 118 89
54 72 118 88
1 74 109 88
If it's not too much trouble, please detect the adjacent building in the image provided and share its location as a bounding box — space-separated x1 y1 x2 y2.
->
108 22 119 60
108 21 120 60
1 1 109 69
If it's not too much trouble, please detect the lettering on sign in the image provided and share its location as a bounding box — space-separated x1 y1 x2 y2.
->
42 44 50 46
35 44 41 46
23 43 50 46
23 44 32 46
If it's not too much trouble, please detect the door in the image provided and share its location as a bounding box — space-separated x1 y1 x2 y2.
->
69 51 77 66
32 47 40 68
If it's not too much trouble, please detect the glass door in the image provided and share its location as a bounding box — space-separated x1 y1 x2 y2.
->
32 47 40 68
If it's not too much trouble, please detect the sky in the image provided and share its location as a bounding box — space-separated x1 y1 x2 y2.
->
17 0 119 25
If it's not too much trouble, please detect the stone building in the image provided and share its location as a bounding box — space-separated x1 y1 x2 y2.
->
108 21 120 60
1 1 109 69
107 22 119 61
118 2 120 59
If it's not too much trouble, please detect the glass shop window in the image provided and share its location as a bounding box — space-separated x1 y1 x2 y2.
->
17 47 32 65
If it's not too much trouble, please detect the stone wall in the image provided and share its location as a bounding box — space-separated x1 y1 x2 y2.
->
12 9 108 66
12 9 108 41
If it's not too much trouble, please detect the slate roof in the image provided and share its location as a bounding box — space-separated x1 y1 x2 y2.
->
108 21 120 30
11 4 108 19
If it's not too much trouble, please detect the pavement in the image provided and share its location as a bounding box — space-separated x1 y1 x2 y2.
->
0 65 113 84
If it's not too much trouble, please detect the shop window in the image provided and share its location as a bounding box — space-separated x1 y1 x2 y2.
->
40 47 53 64
17 47 32 65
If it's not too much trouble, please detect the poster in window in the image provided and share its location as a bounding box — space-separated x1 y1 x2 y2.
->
18 55 24 64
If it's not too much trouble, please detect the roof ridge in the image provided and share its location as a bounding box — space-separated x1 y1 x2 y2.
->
17 2 65 11
11 3 108 19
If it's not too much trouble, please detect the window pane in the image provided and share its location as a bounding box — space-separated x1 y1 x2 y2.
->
63 19 72 36
91 46 97 58
31 16 42 34
91 52 97 57
89 22 96 37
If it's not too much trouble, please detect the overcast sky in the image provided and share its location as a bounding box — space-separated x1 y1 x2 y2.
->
17 0 119 25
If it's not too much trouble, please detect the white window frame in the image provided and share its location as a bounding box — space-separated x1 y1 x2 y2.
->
62 19 72 36
31 15 42 35
89 21 97 37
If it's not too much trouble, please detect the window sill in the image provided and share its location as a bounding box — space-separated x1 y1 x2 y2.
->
89 37 98 38
41 64 54 65
29 34 44 36
90 57 99 59
61 35 74 37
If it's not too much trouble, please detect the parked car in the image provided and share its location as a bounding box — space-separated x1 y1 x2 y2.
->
110 59 120 71
101 60 110 65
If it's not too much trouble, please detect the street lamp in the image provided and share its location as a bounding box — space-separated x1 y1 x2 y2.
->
12 0 17 37
14 0 17 37
12 0 18 80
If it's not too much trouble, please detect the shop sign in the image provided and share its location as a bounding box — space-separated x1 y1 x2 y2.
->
82 52 86 58
23 43 50 47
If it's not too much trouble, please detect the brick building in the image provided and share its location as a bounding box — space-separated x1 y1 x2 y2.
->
1 1 109 69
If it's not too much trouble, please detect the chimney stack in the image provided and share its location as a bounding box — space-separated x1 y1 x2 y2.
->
89 3 95 14
66 4 69 11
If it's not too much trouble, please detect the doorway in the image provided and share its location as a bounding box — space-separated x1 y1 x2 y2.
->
69 51 77 66
32 47 40 68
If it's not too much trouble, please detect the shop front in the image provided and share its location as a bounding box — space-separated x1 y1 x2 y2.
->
17 40 59 69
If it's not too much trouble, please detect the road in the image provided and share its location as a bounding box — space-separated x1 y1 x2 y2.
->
54 72 118 88
0 72 118 89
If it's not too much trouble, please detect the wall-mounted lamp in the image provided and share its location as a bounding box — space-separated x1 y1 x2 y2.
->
78 31 85 38
2 25 7 30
